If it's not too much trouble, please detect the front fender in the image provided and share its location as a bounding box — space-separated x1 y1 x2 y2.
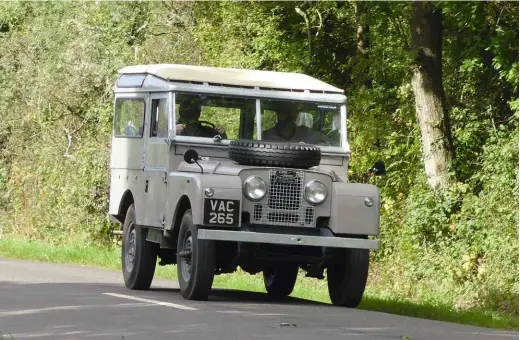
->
328 183 380 236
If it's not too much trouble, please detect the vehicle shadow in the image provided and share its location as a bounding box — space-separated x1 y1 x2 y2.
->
148 286 326 306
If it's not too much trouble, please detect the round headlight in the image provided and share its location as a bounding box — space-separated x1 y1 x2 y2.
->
244 176 267 201
304 180 328 205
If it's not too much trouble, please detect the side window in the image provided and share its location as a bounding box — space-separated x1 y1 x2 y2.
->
150 98 168 138
114 98 145 137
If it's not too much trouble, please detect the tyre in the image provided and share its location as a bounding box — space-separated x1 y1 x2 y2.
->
176 209 216 300
228 140 321 169
263 264 299 298
327 248 369 307
122 204 157 290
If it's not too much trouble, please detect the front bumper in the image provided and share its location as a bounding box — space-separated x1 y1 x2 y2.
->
197 229 380 250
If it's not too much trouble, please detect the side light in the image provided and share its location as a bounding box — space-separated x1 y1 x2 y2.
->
205 188 214 197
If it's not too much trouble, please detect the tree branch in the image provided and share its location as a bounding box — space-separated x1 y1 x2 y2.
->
63 120 88 159
314 9 323 38
295 7 312 65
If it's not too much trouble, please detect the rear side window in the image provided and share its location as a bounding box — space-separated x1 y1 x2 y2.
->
114 98 145 137
116 74 146 88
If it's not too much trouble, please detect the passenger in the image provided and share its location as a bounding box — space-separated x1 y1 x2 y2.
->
175 98 227 139
262 104 331 145
124 120 141 136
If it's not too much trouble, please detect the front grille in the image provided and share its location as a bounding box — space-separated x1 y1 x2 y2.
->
268 211 299 224
305 207 314 224
268 170 303 210
253 204 263 220
251 170 315 227
253 203 315 227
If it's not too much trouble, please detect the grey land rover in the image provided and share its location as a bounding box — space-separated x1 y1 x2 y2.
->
108 64 384 307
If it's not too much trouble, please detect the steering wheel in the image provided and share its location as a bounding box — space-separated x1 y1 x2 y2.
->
184 120 215 129
182 120 222 138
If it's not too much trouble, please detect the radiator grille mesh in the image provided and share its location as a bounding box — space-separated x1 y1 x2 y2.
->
252 170 314 227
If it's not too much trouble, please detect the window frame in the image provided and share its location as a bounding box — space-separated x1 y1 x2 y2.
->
149 97 169 139
113 97 146 139
168 90 348 154
172 92 256 142
258 99 344 147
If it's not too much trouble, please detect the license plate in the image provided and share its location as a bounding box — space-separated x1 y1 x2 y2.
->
203 199 240 226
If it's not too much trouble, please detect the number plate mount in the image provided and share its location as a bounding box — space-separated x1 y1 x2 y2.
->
203 199 240 226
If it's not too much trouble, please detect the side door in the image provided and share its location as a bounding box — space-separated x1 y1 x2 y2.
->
143 93 170 227
109 94 147 218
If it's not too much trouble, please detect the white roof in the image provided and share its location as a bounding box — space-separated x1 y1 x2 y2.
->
119 64 344 93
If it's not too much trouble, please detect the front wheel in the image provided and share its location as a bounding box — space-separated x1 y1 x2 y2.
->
122 204 158 290
176 209 215 300
327 248 369 307
263 264 299 298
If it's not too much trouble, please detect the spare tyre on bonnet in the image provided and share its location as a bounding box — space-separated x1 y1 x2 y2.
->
108 63 384 308
228 140 321 169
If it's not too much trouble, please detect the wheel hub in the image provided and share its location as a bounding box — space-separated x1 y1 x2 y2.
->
125 225 136 273
180 232 193 282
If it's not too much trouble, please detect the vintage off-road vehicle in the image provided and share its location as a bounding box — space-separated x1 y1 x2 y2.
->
109 64 384 307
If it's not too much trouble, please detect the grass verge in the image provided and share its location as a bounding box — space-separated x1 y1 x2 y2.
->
0 237 517 331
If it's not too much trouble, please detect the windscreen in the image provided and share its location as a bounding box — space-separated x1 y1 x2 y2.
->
175 93 256 140
260 100 341 146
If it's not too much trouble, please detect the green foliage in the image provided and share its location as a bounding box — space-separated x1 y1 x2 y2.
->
0 0 517 319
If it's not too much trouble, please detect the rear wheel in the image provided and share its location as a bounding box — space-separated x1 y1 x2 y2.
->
176 209 216 300
327 248 369 307
122 204 157 290
263 264 299 298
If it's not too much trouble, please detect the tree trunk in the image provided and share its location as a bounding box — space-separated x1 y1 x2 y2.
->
355 2 372 89
410 2 454 190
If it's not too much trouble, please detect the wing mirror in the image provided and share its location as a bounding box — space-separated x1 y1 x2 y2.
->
183 149 199 164
371 160 386 176
183 149 203 173
363 160 386 183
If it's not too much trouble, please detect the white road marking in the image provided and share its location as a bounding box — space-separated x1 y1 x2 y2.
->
7 331 85 338
215 310 248 314
7 332 57 338
0 303 149 317
49 325 80 329
103 292 197 311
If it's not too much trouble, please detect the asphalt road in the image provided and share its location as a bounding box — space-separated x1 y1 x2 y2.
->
0 259 516 340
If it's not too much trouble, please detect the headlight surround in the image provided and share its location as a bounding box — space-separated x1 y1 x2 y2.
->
304 180 328 205
244 176 267 201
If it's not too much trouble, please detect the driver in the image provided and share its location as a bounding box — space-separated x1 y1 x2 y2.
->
175 97 227 138
262 103 330 145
